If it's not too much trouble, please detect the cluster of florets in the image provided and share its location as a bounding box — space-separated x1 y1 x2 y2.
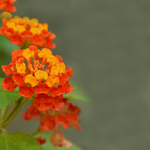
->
0 0 16 12
22 99 82 148
0 1 83 149
1 45 73 111
0 16 56 49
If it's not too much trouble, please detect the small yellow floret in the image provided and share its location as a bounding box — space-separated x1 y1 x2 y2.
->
22 48 34 60
30 18 39 26
1 12 12 20
58 63 66 73
15 25 26 34
16 63 26 73
50 66 59 76
25 74 38 87
39 23 48 31
35 70 48 81
30 27 41 35
13 16 23 24
51 63 66 76
38 48 52 58
14 16 21 19
6 22 15 29
22 17 30 24
46 76 59 88
47 55 57 66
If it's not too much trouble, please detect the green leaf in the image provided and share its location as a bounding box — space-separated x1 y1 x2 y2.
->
36 132 83 150
64 81 89 102
0 77 21 109
0 131 42 150
0 35 19 54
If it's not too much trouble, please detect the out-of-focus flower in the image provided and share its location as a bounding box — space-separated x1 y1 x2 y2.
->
0 16 56 49
1 46 73 111
0 12 12 20
22 100 82 148
22 105 41 120
55 101 82 131
0 0 16 12
40 114 55 131
35 137 46 145
50 130 73 149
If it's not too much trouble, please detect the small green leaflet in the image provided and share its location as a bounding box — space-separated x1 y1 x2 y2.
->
35 132 83 150
0 77 21 109
64 81 89 102
0 131 42 150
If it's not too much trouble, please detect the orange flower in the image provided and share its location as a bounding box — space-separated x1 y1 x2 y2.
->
2 63 16 76
12 73 25 86
33 94 52 111
22 105 41 121
1 46 73 110
19 85 34 99
40 114 56 131
1 77 17 91
22 100 82 148
35 137 46 145
0 16 56 49
0 0 16 12
50 131 73 149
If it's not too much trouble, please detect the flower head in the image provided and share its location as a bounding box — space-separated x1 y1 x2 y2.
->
0 0 16 12
2 46 73 111
22 101 82 148
0 16 56 48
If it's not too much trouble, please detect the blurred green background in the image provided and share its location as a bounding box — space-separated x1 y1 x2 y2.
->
1 0 150 149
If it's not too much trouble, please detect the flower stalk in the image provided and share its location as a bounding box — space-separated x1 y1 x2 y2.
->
1 97 27 128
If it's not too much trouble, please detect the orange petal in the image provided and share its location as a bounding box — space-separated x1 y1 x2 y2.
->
35 70 48 81
25 74 38 87
16 63 26 73
46 76 59 88
22 48 34 60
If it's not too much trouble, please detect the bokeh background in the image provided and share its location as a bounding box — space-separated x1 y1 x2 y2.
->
1 0 150 149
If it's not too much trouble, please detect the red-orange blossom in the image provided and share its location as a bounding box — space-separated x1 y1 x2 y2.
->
1 45 74 111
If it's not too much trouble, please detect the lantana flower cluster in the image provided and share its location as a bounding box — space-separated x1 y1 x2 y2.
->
22 99 82 148
0 0 82 148
0 16 56 49
1 45 74 111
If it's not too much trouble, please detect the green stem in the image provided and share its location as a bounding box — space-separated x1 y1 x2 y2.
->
1 128 8 134
0 105 9 120
31 128 40 136
1 97 27 128
0 106 9 129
